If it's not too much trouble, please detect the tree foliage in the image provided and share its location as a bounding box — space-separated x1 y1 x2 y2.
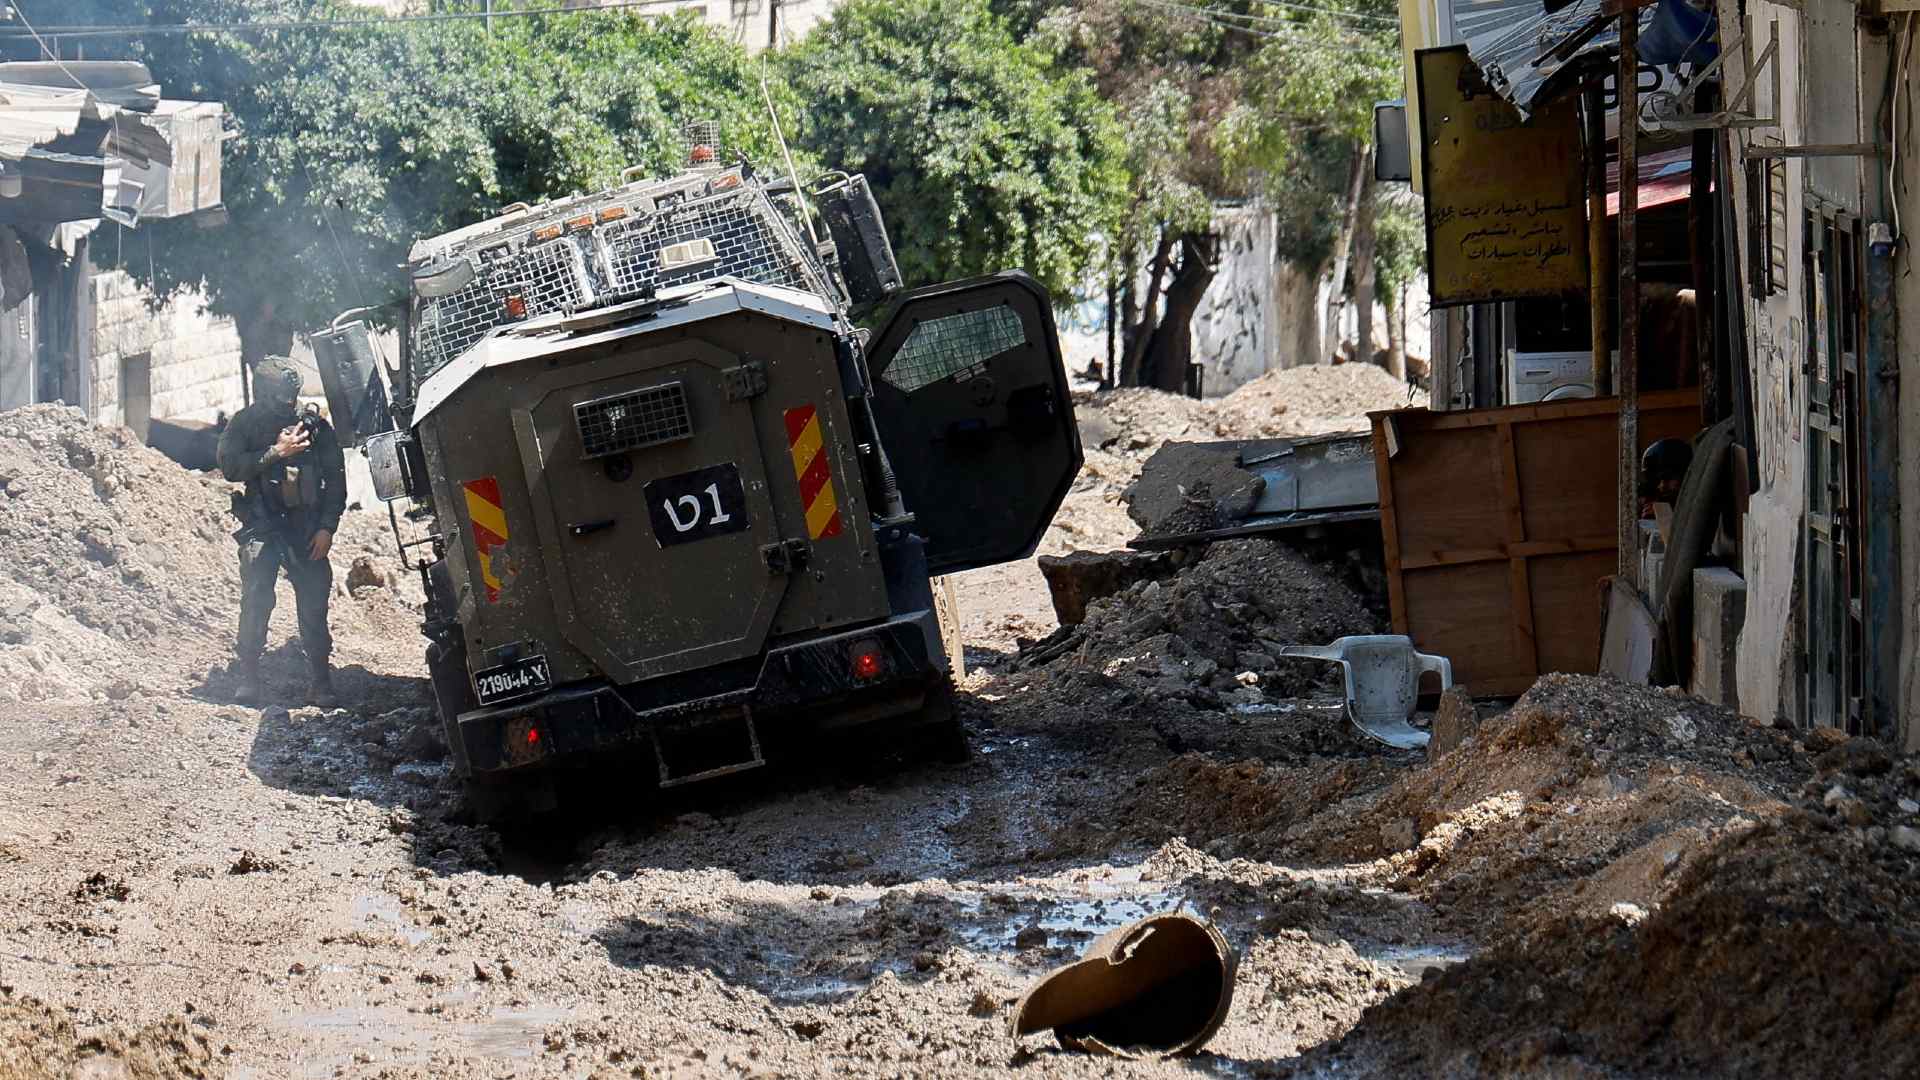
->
780 0 1128 300
36 1 801 357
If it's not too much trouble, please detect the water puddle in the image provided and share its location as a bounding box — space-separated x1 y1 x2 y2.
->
951 871 1185 956
350 893 431 947
1365 942 1472 980
271 1003 572 1077
458 1005 573 1057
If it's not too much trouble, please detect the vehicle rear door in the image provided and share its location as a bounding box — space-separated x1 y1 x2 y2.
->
864 272 1083 575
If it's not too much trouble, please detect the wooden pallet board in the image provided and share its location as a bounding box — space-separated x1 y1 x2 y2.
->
1369 391 1702 697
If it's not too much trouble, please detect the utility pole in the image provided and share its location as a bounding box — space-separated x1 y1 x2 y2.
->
1616 4 1641 588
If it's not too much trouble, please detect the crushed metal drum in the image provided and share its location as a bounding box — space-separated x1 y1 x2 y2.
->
1009 913 1235 1058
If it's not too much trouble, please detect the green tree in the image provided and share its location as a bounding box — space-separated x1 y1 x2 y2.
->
26 1 797 364
780 0 1128 303
1017 0 1401 387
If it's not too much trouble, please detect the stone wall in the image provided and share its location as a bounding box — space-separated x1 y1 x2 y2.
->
88 268 246 436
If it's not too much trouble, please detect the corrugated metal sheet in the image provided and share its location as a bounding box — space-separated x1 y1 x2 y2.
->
0 62 220 226
1453 0 1656 118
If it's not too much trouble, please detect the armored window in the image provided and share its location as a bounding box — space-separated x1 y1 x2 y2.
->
574 382 693 459
880 305 1027 393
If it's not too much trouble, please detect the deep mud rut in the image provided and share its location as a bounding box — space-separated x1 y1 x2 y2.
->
0 580 1459 1078
5 384 1918 1079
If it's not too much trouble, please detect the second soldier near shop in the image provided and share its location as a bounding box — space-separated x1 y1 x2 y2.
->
216 357 346 707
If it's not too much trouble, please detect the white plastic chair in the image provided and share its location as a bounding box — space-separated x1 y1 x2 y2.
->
1277 634 1452 750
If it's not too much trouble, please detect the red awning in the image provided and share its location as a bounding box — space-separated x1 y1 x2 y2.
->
1605 147 1709 216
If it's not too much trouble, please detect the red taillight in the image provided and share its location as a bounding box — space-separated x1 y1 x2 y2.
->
852 648 883 680
526 726 540 746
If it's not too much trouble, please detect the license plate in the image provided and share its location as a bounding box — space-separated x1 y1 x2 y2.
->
472 654 552 706
644 463 751 547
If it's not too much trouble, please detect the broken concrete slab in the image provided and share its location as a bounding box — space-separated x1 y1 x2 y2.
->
1125 443 1265 536
1037 550 1178 626
1124 434 1380 545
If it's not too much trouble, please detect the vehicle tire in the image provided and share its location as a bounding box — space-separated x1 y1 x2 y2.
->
914 675 970 766
932 574 966 681
425 635 478 774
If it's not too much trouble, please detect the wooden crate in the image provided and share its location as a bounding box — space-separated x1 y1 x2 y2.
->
1368 391 1702 696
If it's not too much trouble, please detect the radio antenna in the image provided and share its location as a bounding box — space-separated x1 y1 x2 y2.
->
761 63 819 248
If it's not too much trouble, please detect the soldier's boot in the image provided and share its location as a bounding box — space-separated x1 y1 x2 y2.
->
233 656 263 706
305 659 340 709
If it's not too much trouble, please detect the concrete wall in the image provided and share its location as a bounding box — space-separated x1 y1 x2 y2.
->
87 268 246 433
1193 205 1281 395
1723 3 1808 727
1892 32 1920 750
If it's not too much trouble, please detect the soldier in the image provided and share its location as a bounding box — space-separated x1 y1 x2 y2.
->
217 357 346 707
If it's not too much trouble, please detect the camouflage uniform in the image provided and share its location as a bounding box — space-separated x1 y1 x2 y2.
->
216 358 347 704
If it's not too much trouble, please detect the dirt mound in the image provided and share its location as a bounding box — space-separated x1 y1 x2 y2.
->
1038 447 1139 555
1073 365 1424 454
1315 813 1920 1078
0 405 422 702
1020 540 1380 707
0 989 216 1079
1275 675 1819 930
0 406 244 701
1213 363 1425 439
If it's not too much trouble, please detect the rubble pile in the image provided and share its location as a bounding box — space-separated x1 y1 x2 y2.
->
0 406 243 702
1074 364 1423 456
1320 781 1920 1077
1212 362 1425 439
1021 540 1380 707
0 405 416 702
1035 447 1139 554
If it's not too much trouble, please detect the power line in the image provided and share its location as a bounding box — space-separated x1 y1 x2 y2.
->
0 1 698 41
7 6 89 86
1128 0 1376 41
1249 0 1397 27
1133 0 1396 31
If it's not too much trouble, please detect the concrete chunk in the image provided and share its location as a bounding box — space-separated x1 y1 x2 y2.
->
1689 568 1746 710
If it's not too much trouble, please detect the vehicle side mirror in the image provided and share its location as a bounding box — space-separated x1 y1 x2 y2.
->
365 429 425 503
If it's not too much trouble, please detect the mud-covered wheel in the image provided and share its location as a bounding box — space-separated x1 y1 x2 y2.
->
464 773 558 825
425 636 477 772
914 675 970 765
932 574 966 682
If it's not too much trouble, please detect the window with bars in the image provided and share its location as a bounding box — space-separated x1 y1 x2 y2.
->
574 382 693 459
881 305 1027 393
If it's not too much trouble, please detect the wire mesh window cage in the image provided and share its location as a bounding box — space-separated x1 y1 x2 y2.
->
574 382 694 459
881 305 1027 393
411 182 832 385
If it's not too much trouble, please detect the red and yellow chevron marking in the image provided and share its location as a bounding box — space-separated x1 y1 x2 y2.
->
783 404 844 540
462 476 509 603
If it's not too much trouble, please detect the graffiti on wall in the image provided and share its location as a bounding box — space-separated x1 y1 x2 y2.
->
1751 308 1804 493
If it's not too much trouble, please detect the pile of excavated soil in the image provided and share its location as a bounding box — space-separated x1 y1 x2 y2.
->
1311 811 1920 1078
1038 447 1139 555
0 405 422 702
0 406 244 702
0 989 216 1079
1213 363 1426 439
1073 365 1424 455
1020 540 1381 707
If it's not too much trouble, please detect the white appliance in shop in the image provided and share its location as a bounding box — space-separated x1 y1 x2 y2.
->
1505 349 1608 404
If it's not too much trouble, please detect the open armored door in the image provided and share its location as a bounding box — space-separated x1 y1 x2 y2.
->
865 271 1083 575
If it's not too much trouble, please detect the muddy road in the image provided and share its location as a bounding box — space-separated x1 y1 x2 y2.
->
5 371 1919 1079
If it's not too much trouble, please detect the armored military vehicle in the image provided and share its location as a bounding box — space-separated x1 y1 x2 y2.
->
313 134 1081 818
